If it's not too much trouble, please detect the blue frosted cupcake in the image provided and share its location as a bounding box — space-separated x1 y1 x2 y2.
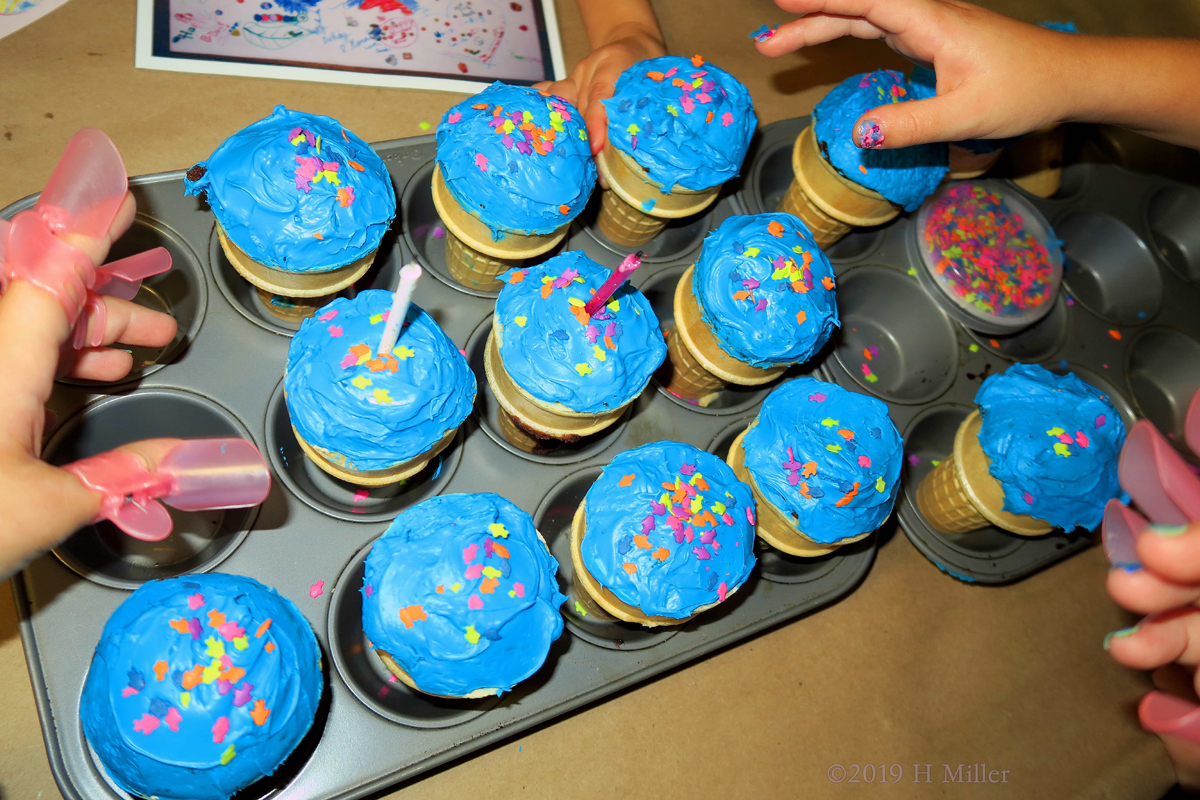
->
81 574 322 800
597 54 757 247
285 289 476 485
573 441 757 626
362 493 566 698
485 250 666 447
667 212 838 400
917 364 1126 535
185 105 396 303
729 377 903 556
433 82 596 289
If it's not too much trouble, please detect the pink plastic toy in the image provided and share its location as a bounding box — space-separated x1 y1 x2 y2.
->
1101 498 1149 571
1186 387 1200 458
1118 419 1200 525
63 438 272 542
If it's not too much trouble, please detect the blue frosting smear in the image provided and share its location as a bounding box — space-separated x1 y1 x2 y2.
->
603 55 757 192
744 378 903 543
975 363 1126 531
1039 20 1078 32
184 105 396 272
80 574 322 800
361 493 566 697
496 251 667 413
581 441 756 618
285 290 476 471
812 70 948 212
436 82 596 239
693 213 839 368
907 67 1020 155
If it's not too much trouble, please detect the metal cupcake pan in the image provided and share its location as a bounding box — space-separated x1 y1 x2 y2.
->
7 132 873 800
738 116 1200 584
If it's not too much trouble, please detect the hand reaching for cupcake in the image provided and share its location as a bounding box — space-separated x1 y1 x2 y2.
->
752 0 1200 150
533 0 666 160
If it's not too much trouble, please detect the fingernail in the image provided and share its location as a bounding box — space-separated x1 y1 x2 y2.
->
1140 691 1200 744
1149 524 1189 537
854 119 884 148
1103 626 1138 650
1111 562 1142 573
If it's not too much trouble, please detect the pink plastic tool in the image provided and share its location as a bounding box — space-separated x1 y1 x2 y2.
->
1102 498 1148 571
584 251 642 316
1118 419 1200 525
1186 387 1200 457
64 438 272 542
1139 691 1200 745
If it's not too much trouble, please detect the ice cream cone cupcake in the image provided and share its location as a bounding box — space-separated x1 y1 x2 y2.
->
433 83 596 291
916 364 1126 535
663 212 839 400
727 377 903 557
284 290 475 486
779 71 948 246
485 251 666 450
185 106 396 313
362 493 566 699
597 55 757 248
572 441 756 627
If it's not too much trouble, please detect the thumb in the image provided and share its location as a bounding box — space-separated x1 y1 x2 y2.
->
851 93 976 150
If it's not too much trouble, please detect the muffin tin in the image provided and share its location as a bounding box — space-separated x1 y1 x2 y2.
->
7 132 876 800
741 116 1200 584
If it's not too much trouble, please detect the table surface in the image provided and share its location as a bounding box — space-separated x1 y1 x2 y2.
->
3 0 1198 797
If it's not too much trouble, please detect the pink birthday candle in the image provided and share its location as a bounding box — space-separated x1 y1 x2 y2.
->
583 251 642 316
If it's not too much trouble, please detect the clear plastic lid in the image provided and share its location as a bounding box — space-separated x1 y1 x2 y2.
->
913 180 1063 334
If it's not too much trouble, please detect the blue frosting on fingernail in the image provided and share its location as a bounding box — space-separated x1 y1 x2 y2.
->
285 290 476 472
743 378 904 543
976 363 1126 531
581 441 757 618
693 213 839 368
436 82 596 239
81 574 323 800
495 251 666 414
185 105 396 273
813 70 948 212
603 55 757 192
361 493 566 698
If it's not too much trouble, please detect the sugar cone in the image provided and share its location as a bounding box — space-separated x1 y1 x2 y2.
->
665 266 787 395
777 177 852 247
1010 124 1066 198
218 225 375 298
375 650 498 699
432 165 568 291
915 410 1055 536
292 423 456 487
947 145 1003 180
570 500 720 627
594 142 720 248
727 427 871 557
793 124 901 228
255 287 337 324
484 328 626 442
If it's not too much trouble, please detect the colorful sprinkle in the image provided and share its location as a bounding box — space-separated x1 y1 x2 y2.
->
309 581 324 599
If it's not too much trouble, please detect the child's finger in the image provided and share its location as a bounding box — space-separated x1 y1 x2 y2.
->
0 283 71 450
61 192 136 267
82 296 178 351
1105 607 1200 671
584 70 618 156
1108 567 1200 616
63 348 135 383
850 91 980 149
1136 523 1200 585
755 13 885 56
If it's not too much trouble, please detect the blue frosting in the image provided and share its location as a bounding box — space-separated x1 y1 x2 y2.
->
1039 21 1078 32
80 574 322 800
580 441 756 618
184 105 396 272
975 363 1126 531
812 70 948 212
436 82 596 239
495 251 667 414
693 213 839 368
603 55 757 192
285 290 476 471
743 378 903 543
361 493 566 697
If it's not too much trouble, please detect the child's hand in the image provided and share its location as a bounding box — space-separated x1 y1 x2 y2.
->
0 193 180 577
754 0 1076 149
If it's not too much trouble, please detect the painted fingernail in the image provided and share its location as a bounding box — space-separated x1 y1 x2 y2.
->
749 24 776 42
1103 626 1138 650
1149 524 1190 537
854 119 884 148
1140 691 1200 744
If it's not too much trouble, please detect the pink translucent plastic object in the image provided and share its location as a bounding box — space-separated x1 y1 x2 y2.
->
64 438 271 542
1186 388 1200 457
1119 420 1200 525
1140 691 1200 745
36 127 128 239
93 247 173 302
1102 498 1148 570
